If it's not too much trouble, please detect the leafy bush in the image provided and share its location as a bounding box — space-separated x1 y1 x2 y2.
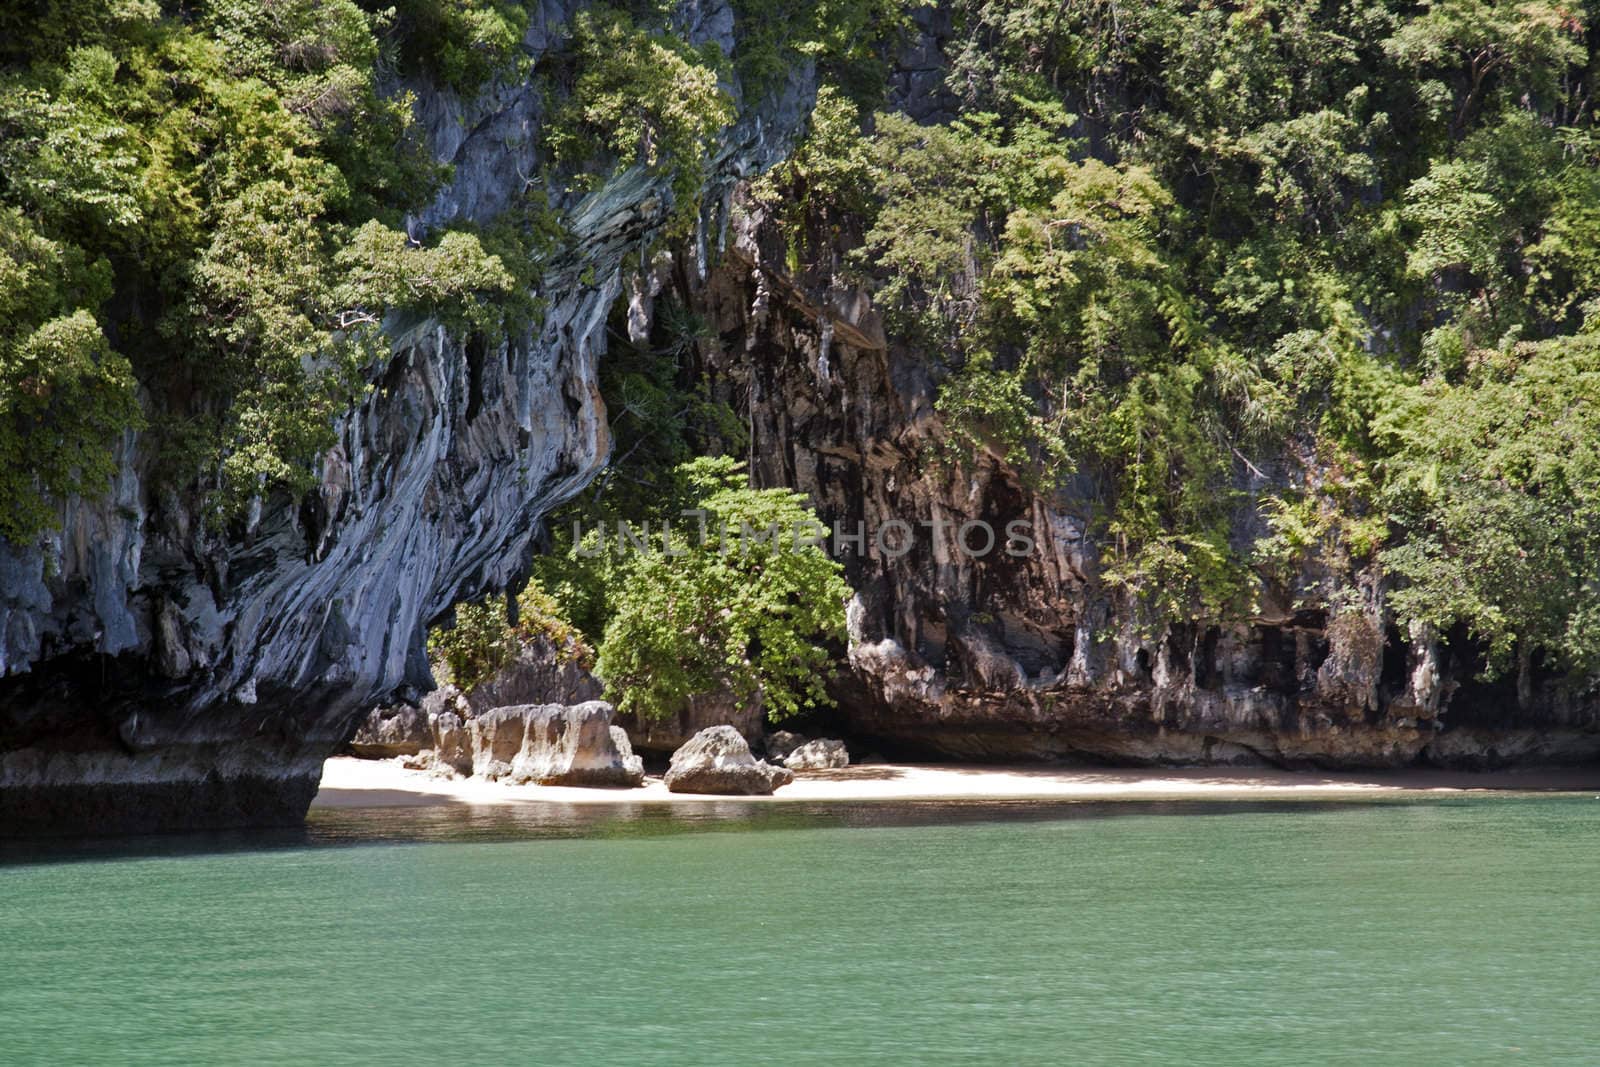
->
728 0 908 105
0 207 140 540
1376 334 1600 676
544 6 733 229
379 0 530 94
593 457 851 722
429 583 594 693
447 451 849 723
0 308 142 541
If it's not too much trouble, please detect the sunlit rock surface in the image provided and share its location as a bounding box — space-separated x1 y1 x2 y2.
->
468 701 644 787
663 725 793 795
784 739 849 771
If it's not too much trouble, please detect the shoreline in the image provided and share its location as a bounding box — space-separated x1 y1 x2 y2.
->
312 756 1600 809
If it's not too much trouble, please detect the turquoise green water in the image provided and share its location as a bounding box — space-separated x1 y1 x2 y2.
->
2 795 1598 1065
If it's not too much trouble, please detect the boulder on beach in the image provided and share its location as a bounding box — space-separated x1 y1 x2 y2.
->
610 725 645 781
468 701 645 787
664 725 794 795
348 705 432 758
784 738 849 771
430 710 474 776
764 730 806 762
620 688 765 757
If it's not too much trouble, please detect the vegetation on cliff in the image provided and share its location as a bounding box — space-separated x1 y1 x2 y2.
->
0 0 866 541
520 312 851 723
10 0 1600 705
441 449 851 724
429 582 594 692
755 0 1600 677
0 0 529 536
544 5 735 229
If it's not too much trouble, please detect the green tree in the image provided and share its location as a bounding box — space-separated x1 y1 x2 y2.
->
595 457 851 723
1383 0 1586 132
380 0 529 94
0 0 520 536
544 6 734 229
1376 333 1600 677
429 583 593 693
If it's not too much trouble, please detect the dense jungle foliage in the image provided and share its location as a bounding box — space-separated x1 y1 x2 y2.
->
752 0 1600 678
0 0 535 538
0 0 868 539
508 296 850 723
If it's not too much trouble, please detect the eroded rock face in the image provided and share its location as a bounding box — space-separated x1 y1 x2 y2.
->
619 689 766 757
403 701 643 785
430 711 474 777
0 1 816 834
610 725 645 782
663 725 793 795
461 639 601 715
349 706 433 759
784 739 849 771
468 701 643 787
358 634 600 764
670 188 1600 771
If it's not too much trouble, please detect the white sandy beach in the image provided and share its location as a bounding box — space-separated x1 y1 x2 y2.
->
312 755 1600 809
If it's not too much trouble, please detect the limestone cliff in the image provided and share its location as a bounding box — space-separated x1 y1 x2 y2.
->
6 3 1598 841
602 5 1596 771
670 191 1600 769
0 1 814 833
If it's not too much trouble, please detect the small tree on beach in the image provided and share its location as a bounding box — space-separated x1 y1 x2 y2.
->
595 457 851 723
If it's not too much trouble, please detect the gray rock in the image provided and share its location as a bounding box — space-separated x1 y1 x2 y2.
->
663 725 793 795
784 738 849 771
430 711 474 777
610 726 645 781
764 730 806 761
468 701 644 787
620 688 766 757
348 705 432 759
463 637 601 714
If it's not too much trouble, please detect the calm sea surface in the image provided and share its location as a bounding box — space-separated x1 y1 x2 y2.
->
2 794 1597 1065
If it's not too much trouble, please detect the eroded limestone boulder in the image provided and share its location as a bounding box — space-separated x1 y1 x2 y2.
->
462 637 601 714
468 701 644 787
430 711 474 777
610 725 645 781
663 725 793 795
348 705 432 758
784 738 849 771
